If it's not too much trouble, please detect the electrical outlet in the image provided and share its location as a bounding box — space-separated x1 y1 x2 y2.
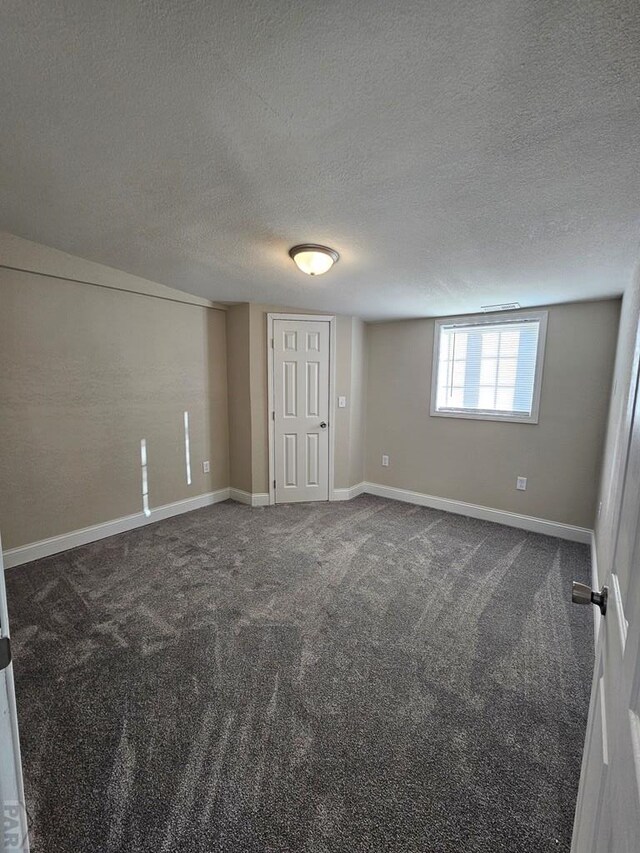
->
338 396 347 408
382 454 390 467
203 461 210 474
516 476 527 491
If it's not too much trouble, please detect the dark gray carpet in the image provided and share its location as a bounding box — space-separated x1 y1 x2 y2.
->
5 495 593 852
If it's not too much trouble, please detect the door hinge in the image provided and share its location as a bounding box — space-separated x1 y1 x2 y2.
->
273 479 276 489
271 338 274 348
0 637 11 671
272 411 275 420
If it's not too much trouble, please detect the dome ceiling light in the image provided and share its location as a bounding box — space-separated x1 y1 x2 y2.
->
289 244 339 276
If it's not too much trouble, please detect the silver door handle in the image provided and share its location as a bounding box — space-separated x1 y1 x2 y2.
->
572 582 608 615
320 422 327 429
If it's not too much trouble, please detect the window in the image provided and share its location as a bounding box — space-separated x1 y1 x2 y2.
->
430 310 547 423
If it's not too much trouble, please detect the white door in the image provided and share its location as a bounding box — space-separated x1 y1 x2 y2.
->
273 318 330 503
0 536 30 852
571 371 640 850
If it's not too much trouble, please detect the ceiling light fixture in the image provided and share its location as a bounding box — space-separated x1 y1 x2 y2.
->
289 244 339 276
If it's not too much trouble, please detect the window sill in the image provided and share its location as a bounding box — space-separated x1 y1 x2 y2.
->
430 408 539 425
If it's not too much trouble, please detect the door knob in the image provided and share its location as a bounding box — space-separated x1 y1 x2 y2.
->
572 582 608 615
320 422 327 429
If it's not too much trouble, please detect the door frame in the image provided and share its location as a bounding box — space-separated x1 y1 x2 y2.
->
0 533 30 852
267 313 337 506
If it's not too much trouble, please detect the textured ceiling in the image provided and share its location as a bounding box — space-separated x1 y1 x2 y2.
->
1 1 639 320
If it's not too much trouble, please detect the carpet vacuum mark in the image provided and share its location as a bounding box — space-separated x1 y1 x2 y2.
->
5 496 593 852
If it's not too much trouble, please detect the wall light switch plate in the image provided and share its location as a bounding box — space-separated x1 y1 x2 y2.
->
338 396 347 408
516 476 527 491
382 454 390 467
203 461 210 474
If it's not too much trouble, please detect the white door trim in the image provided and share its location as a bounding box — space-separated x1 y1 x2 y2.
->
267 313 336 506
0 533 30 851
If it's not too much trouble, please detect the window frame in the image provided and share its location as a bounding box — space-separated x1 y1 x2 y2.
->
429 309 548 424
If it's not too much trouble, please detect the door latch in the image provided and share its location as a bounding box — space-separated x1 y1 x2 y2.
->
0 637 11 670
572 582 608 616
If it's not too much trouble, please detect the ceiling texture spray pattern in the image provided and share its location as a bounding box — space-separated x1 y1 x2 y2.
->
1 0 639 319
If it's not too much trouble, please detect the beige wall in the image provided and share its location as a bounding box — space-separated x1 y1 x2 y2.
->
0 247 229 550
1 230 621 550
349 318 366 487
225 304 252 493
364 300 620 528
332 314 353 489
595 271 640 575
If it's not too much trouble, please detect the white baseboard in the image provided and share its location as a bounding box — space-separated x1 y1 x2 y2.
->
332 483 365 501
3 479 593 569
228 489 270 507
362 482 592 544
3 488 231 569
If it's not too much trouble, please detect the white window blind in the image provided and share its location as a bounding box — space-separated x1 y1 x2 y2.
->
431 312 547 423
